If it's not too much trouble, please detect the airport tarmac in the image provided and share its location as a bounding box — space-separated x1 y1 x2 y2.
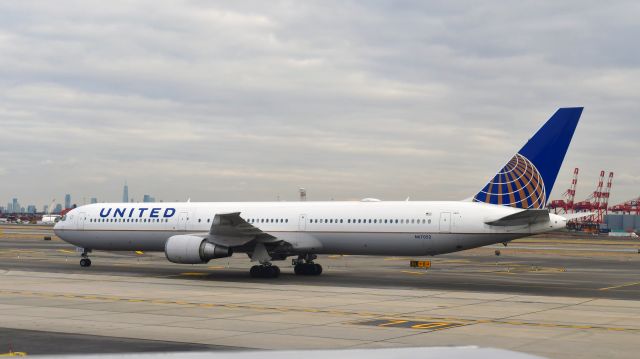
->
1 224 639 358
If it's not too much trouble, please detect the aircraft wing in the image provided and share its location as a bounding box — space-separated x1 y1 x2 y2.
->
485 209 550 226
205 212 276 247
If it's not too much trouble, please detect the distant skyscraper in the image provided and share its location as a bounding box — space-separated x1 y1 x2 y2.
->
143 194 152 203
6 202 12 213
54 203 63 213
64 194 71 209
27 205 36 214
123 182 129 203
90 197 98 204
12 198 19 214
43 205 49 214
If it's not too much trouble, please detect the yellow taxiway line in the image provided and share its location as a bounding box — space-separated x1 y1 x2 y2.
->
599 281 640 291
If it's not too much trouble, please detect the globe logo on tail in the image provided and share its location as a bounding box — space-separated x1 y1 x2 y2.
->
473 153 546 209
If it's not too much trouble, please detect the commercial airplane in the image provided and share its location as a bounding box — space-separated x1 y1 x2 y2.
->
54 107 583 278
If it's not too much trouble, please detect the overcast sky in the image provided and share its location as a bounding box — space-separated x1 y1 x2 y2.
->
1 1 638 209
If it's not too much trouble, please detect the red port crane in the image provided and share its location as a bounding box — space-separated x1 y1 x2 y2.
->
574 170 614 223
549 168 579 214
609 196 640 215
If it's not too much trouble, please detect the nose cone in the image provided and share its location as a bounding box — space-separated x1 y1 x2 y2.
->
53 221 62 236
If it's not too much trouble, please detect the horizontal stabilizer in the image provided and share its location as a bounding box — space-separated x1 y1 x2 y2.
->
560 212 595 221
486 209 550 226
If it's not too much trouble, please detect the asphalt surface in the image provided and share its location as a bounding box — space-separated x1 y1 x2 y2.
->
1 230 639 300
1 227 640 358
0 328 241 355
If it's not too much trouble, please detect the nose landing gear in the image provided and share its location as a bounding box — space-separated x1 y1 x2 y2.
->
80 258 92 267
79 249 92 267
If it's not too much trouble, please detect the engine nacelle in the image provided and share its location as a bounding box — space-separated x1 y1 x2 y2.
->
164 235 232 264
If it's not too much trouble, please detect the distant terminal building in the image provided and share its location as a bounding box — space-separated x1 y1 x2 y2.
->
64 194 71 209
604 215 640 233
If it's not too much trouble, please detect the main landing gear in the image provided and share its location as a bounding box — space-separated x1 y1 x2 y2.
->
79 249 92 267
293 254 322 276
250 264 280 278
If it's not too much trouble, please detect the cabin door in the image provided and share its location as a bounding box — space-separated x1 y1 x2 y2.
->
439 212 451 233
298 214 307 231
78 212 86 230
178 212 188 231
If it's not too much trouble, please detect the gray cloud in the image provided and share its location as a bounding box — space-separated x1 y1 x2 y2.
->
1 1 638 209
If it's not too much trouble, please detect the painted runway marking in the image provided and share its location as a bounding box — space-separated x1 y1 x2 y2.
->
356 319 465 331
400 270 425 275
599 281 640 291
0 351 27 357
179 272 209 276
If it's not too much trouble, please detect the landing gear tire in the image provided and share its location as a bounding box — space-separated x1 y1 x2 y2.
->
80 258 92 267
250 265 280 278
294 263 322 276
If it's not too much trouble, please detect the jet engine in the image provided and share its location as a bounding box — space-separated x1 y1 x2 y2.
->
164 235 232 264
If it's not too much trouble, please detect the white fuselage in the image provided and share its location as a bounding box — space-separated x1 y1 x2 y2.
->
54 201 566 257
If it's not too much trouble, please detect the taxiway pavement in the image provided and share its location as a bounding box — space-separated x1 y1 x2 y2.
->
1 225 639 358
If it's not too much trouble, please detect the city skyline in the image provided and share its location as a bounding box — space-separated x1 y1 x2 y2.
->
1 184 162 213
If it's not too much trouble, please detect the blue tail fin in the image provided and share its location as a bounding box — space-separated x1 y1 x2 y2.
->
473 107 583 209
